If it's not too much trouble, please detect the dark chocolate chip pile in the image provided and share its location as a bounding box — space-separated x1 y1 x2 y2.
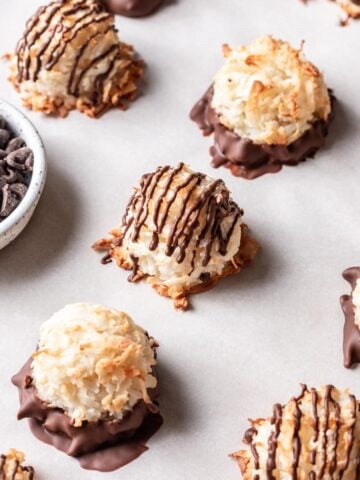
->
0 116 33 221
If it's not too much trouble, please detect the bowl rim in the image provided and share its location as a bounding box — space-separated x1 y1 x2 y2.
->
0 98 47 235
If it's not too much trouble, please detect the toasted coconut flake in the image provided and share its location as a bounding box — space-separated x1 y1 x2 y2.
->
212 36 331 145
32 303 157 426
0 449 34 480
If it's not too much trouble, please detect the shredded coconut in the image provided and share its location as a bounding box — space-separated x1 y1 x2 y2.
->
212 36 331 145
32 303 157 427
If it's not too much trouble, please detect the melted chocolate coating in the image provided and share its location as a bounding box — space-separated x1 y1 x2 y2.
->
190 86 335 180
341 267 360 369
12 358 163 472
100 0 163 17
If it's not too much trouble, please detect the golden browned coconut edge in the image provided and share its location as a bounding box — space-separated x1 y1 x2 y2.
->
7 42 144 119
93 224 259 310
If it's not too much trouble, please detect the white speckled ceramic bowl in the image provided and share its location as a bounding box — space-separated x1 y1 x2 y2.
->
0 99 46 250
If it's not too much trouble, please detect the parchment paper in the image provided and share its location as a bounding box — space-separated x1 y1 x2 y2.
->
0 1 360 479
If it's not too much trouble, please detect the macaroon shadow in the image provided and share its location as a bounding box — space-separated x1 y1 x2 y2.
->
322 97 355 152
155 362 196 436
160 0 177 10
133 0 177 97
146 0 176 15
0 162 80 285
197 234 280 306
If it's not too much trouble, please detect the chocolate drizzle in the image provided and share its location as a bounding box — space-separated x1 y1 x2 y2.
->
190 86 335 180
329 396 340 477
266 404 282 480
119 163 243 280
46 12 111 72
318 386 332 479
15 0 118 100
244 426 260 480
32 1 97 81
244 385 356 480
0 454 34 480
12 358 163 472
338 394 357 480
291 399 302 480
341 267 360 368
310 388 319 467
73 43 118 96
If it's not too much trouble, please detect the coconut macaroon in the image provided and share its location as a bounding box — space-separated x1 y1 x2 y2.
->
337 0 360 18
32 303 157 425
93 163 259 310
231 385 360 480
212 37 330 145
9 0 144 118
341 267 360 368
190 36 334 179
0 450 34 480
12 303 163 472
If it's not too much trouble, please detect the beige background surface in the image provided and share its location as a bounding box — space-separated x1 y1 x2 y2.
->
0 1 359 479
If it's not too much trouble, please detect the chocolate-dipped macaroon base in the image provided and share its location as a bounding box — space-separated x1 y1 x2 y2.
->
190 87 335 180
100 0 163 17
12 359 163 472
341 267 360 369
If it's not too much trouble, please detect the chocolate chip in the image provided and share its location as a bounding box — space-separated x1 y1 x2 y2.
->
0 184 19 217
10 183 27 199
0 129 10 149
7 147 34 171
3 168 22 184
6 137 25 153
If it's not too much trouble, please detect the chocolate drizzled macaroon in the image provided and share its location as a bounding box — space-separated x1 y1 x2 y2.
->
341 267 360 368
191 36 334 179
12 303 162 472
9 0 144 118
100 0 163 17
93 163 259 310
0 450 35 480
231 385 360 480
